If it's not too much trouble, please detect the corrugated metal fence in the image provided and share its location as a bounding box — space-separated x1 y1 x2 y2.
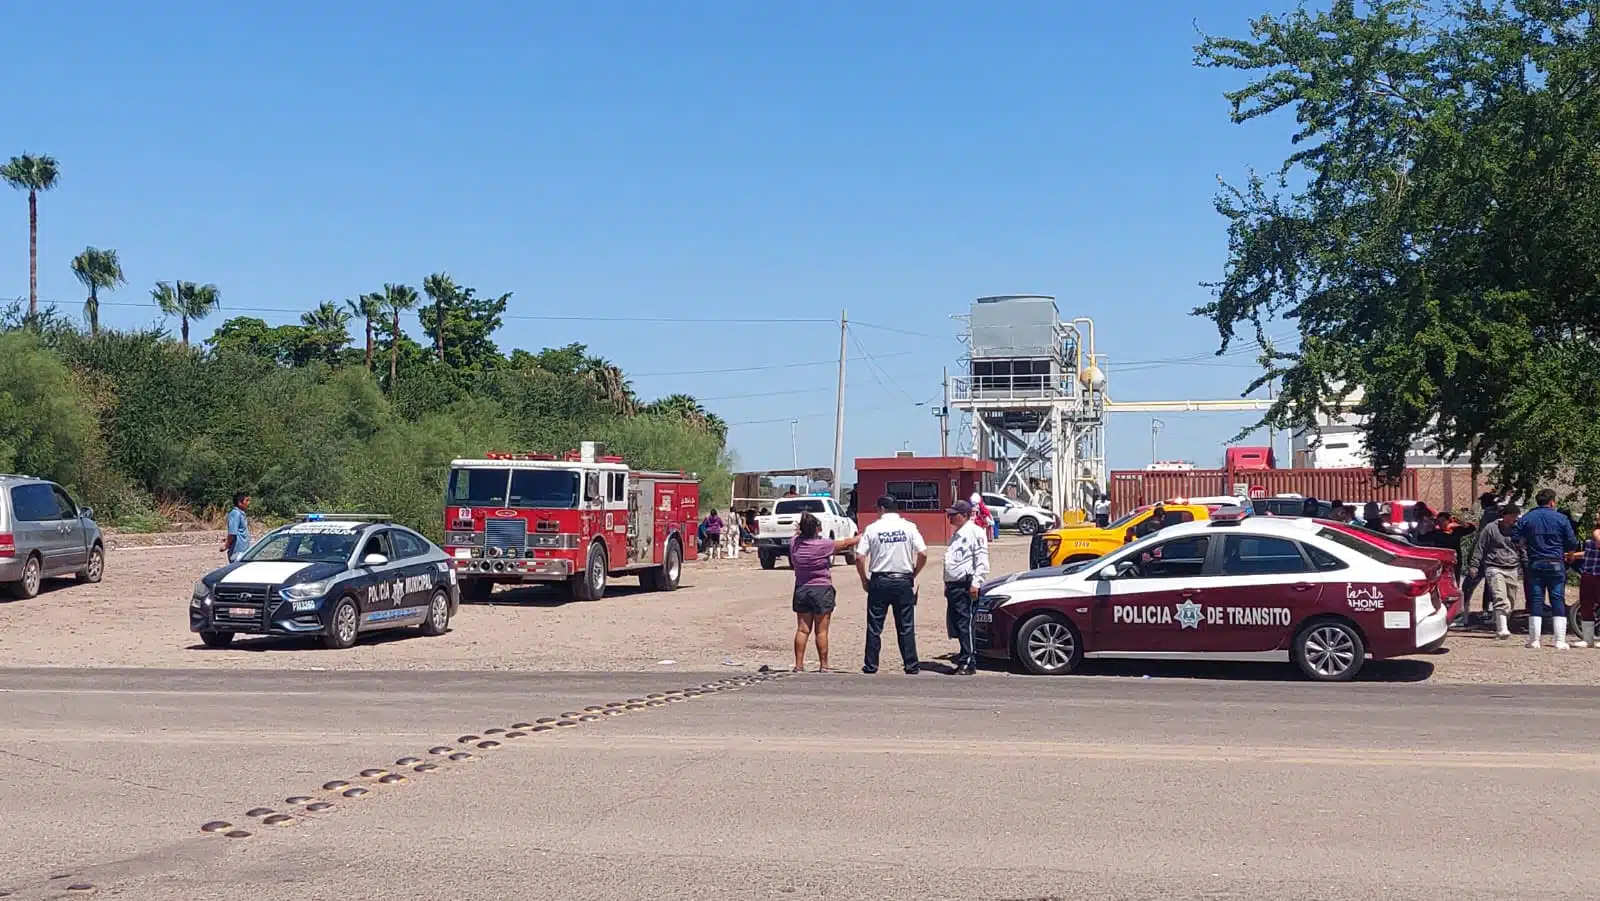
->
1108 468 1421 518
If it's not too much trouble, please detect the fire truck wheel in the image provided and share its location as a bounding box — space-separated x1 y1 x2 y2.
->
645 538 682 591
572 542 608 601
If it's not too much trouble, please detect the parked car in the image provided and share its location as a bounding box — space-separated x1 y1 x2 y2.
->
0 475 106 599
976 507 1451 681
1034 503 1217 568
752 495 858 570
190 514 458 650
980 493 1058 535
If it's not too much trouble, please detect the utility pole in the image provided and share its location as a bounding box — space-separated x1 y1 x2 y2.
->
790 420 799 471
831 309 847 502
1151 418 1165 465
938 366 950 456
1267 377 1277 464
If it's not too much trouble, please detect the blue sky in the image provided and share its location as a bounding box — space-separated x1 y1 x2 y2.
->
6 0 1304 476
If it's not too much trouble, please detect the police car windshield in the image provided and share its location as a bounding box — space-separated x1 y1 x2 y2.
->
245 526 359 563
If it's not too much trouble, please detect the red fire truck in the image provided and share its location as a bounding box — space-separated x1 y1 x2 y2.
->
444 442 699 601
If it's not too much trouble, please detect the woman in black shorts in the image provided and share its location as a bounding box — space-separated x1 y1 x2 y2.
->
789 512 859 672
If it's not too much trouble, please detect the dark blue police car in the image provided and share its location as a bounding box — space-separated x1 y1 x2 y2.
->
190 514 458 650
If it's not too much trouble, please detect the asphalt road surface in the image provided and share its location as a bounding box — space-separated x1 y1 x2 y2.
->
3 668 1598 901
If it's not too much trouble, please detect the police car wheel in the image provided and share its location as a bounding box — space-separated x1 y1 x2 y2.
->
1293 618 1365 682
1016 516 1040 535
420 590 451 636
324 597 360 650
200 630 234 649
1016 614 1082 675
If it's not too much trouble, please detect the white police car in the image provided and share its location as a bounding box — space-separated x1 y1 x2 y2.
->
190 514 458 650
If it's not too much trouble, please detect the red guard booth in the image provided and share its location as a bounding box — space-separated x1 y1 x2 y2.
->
854 455 998 543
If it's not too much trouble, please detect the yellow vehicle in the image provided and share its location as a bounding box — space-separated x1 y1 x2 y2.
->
1037 503 1216 567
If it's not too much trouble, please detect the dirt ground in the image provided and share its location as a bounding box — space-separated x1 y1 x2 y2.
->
2 533 1597 684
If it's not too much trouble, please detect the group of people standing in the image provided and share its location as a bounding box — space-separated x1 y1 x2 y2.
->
1465 489 1597 649
783 494 989 675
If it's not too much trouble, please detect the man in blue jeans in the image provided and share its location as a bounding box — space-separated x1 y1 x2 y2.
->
1516 489 1579 649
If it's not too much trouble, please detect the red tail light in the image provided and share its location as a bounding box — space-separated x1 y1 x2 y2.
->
0 533 13 558
1395 579 1432 597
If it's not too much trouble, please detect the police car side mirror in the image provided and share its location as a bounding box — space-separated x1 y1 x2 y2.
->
1097 563 1119 580
362 553 388 567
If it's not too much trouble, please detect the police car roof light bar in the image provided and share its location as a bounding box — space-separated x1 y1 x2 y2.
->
1208 505 1251 525
298 513 393 523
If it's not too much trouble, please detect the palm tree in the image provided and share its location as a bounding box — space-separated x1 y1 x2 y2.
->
69 246 126 336
579 354 638 415
344 293 383 371
151 280 221 345
301 300 351 333
421 271 457 363
2 153 62 324
379 282 420 387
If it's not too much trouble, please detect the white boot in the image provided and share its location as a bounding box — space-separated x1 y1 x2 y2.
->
1554 616 1570 650
1526 616 1542 649
1577 621 1594 649
1495 613 1511 639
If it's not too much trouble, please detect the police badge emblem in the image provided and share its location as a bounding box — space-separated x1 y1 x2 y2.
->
1174 598 1203 629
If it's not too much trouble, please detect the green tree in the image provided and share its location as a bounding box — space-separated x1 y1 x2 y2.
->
344 293 383 371
419 282 509 372
580 354 638 415
0 332 102 489
421 272 456 363
378 282 420 389
70 247 127 336
1193 0 1600 508
300 300 352 364
1 153 61 325
151 280 221 346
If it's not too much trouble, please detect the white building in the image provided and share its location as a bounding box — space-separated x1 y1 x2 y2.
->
1290 390 1452 468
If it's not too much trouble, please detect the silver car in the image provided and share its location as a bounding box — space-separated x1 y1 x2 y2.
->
0 475 106 599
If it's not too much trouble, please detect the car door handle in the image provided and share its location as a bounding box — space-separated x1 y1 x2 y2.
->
1180 589 1200 598
1292 582 1314 591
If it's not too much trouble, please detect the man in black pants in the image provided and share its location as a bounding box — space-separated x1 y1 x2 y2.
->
855 495 928 674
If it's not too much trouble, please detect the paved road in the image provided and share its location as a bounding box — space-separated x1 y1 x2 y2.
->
3 668 1598 900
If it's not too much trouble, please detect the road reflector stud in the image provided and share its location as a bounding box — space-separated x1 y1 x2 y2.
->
286 796 313 805
536 717 558 724
555 720 578 728
246 808 274 818
306 802 334 812
342 788 370 799
224 830 252 839
457 735 479 744
262 814 294 826
359 769 387 778
323 780 350 791
414 763 439 773
512 722 534 729
477 740 502 749
429 746 453 755
532 725 554 732
395 757 422 766
379 774 406 784
201 821 231 833
506 731 527 738
449 752 474 761
579 715 600 722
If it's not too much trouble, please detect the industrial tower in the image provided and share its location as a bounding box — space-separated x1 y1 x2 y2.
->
949 295 1107 515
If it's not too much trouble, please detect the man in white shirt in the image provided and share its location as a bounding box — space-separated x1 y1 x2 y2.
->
943 500 990 676
855 495 928 674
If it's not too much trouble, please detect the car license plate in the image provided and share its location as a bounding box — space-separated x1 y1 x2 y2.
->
975 612 993 623
228 607 254 618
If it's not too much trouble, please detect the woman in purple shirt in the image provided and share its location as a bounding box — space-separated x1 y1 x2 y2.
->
790 512 860 672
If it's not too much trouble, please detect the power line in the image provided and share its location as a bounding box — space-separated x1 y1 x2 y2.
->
846 326 919 404
9 297 838 325
632 351 914 377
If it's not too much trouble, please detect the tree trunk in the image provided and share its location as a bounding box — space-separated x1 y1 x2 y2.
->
181 314 190 346
88 285 99 336
389 310 399 389
435 300 445 363
27 190 37 325
364 320 374 371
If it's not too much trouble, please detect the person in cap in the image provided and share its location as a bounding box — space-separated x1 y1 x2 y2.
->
854 495 927 674
942 500 990 675
1468 502 1525 640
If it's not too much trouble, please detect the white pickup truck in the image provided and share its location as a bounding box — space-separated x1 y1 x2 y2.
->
752 495 858 570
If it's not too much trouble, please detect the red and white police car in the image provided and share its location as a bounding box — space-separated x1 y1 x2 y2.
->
975 507 1451 681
